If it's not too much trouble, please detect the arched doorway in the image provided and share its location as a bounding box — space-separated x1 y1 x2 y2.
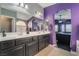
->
54 9 72 51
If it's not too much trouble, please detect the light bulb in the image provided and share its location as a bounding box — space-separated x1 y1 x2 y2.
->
25 5 28 9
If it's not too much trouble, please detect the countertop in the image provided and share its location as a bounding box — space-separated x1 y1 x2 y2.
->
56 32 71 35
0 31 50 42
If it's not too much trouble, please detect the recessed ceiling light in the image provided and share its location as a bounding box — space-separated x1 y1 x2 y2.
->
20 3 24 7
14 3 19 6
25 4 28 9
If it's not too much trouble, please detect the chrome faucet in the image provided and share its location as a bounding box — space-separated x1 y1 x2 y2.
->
2 30 6 37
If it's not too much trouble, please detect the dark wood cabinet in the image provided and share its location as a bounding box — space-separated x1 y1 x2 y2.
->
25 36 38 56
15 37 32 46
0 34 50 56
15 37 33 56
0 44 25 56
0 40 15 50
38 35 46 51
43 34 50 47
32 36 38 41
38 40 45 51
38 34 50 51
56 33 71 51
27 40 38 56
56 33 70 45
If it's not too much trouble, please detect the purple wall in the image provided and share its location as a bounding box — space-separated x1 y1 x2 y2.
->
44 3 79 51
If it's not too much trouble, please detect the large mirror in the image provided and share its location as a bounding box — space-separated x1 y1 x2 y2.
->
0 16 49 33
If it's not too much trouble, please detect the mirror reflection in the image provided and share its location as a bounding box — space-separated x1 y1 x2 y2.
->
27 17 49 32
0 16 49 33
16 20 26 33
0 16 13 33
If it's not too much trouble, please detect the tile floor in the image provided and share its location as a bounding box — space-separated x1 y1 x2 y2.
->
35 45 77 56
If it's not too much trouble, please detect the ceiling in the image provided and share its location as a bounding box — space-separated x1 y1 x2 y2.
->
0 3 44 20
38 3 56 8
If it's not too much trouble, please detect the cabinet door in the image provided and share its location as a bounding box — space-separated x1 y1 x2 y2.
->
0 44 25 56
38 40 45 51
56 34 62 44
25 36 38 56
15 37 32 45
27 41 38 56
0 40 15 50
38 35 44 41
43 34 50 46
38 35 46 51
32 36 38 41
65 35 70 45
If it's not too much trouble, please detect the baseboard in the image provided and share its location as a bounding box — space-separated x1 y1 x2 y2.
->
50 44 57 47
53 44 57 47
70 50 77 55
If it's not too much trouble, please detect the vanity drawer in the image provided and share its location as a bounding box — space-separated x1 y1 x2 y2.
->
38 35 44 41
32 36 38 41
0 40 15 50
0 44 25 56
15 37 32 46
43 34 50 39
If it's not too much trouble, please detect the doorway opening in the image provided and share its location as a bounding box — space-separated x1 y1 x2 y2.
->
54 9 72 51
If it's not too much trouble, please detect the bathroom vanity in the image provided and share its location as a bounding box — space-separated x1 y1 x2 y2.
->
0 31 50 56
56 32 71 51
